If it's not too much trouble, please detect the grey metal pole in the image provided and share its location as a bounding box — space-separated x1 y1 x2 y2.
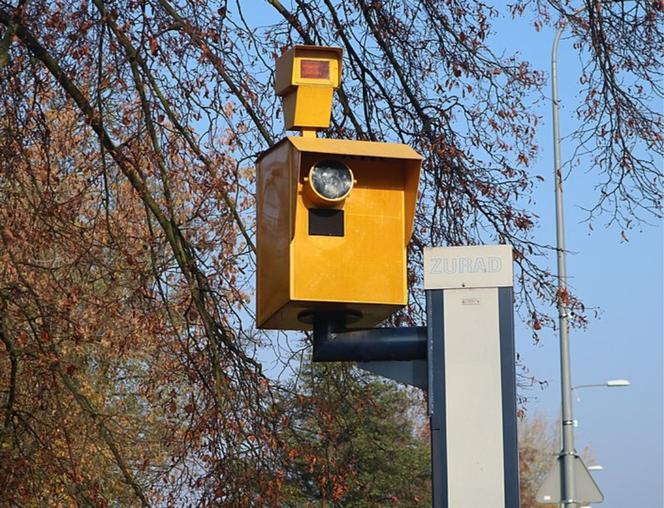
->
551 13 580 508
551 4 633 505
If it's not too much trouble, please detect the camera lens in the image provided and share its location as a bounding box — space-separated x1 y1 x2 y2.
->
309 160 353 201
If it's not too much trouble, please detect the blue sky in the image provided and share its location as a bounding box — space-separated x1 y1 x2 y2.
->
494 12 664 507
245 3 663 505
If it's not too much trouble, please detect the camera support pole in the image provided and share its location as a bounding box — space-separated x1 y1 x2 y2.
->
312 245 519 508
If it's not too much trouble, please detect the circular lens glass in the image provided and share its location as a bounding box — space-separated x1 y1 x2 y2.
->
310 160 353 201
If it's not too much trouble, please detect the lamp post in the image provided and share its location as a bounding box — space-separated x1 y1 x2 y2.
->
572 379 631 390
551 3 635 506
551 7 585 507
572 379 631 400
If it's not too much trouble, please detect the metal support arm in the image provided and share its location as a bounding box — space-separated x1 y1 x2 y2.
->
311 313 427 363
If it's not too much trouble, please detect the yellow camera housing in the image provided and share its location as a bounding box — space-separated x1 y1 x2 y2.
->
274 45 343 132
256 136 422 330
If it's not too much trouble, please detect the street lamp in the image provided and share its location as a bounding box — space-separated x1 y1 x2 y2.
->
550 6 587 507
572 379 631 390
550 3 635 507
572 379 631 401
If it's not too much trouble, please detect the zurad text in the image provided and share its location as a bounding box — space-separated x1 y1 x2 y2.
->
429 256 502 275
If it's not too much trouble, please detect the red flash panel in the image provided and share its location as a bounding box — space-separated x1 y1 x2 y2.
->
300 60 330 79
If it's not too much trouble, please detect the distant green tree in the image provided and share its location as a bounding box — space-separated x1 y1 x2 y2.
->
280 367 597 507
279 360 431 507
